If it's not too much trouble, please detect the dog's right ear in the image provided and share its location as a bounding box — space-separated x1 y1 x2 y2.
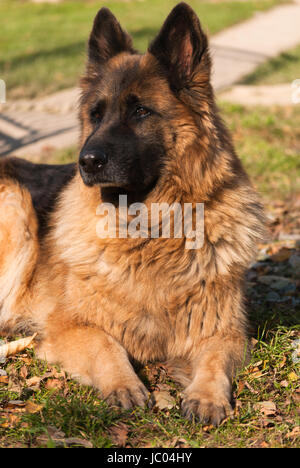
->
87 8 133 67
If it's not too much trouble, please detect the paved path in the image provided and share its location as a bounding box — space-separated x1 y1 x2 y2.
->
0 89 80 158
219 84 296 106
1 1 300 158
211 1 300 90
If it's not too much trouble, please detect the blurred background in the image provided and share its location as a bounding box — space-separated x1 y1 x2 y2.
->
0 0 300 449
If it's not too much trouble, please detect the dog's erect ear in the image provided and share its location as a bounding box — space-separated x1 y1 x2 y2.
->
88 8 133 65
149 3 208 88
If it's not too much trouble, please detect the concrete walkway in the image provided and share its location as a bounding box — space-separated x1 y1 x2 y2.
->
0 89 80 158
1 1 300 158
219 83 296 106
211 1 300 90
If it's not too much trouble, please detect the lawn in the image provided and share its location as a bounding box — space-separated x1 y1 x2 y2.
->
0 0 287 99
0 102 299 448
221 103 300 199
240 43 300 85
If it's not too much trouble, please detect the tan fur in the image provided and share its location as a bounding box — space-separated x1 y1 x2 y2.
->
0 9 265 425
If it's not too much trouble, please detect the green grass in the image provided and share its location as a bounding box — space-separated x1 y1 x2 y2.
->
1 324 299 448
240 43 300 85
221 103 300 199
0 0 287 99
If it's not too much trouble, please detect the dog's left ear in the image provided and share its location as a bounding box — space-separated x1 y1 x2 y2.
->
149 2 208 88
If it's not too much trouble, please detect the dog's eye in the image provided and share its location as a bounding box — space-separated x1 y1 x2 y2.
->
134 106 151 119
90 111 102 124
90 103 105 125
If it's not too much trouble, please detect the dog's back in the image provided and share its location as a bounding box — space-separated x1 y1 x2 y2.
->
0 157 76 236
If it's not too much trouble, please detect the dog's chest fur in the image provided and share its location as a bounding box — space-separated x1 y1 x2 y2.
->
36 175 262 363
58 240 200 362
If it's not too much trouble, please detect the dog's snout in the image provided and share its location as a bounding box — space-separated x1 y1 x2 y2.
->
79 151 108 174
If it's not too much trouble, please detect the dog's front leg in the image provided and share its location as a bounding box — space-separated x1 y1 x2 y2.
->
181 282 249 426
37 324 150 409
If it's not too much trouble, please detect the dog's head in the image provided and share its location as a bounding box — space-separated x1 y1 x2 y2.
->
79 3 212 201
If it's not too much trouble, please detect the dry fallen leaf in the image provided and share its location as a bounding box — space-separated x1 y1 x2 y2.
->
152 390 176 410
0 375 8 384
285 426 300 439
7 400 25 409
109 423 129 447
280 380 289 388
0 334 37 359
45 378 64 391
254 401 277 417
36 432 93 448
270 248 292 262
19 365 28 380
0 414 21 428
259 441 270 448
26 376 42 388
25 401 44 414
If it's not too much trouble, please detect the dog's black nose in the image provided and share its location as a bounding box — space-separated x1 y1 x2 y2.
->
79 151 108 174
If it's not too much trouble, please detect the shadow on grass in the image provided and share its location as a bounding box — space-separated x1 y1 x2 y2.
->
1 42 86 73
1 25 160 74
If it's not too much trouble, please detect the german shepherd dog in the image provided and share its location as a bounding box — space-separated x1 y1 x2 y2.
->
0 3 264 426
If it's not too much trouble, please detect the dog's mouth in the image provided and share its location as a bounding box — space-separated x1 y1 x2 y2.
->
80 173 159 205
79 161 160 204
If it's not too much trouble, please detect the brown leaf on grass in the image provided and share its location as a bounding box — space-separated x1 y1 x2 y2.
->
26 370 65 390
259 441 270 448
0 414 21 428
8 377 23 394
245 381 259 395
251 338 258 348
254 401 277 417
45 365 66 380
280 380 289 388
36 427 93 448
152 390 176 410
62 438 93 448
270 248 292 262
261 419 275 428
25 400 44 414
6 400 26 409
285 426 300 440
108 423 129 447
0 333 37 359
0 375 8 384
174 438 190 448
236 381 245 396
26 376 42 388
203 424 215 432
44 378 64 391
279 356 287 368
165 437 190 448
19 365 28 380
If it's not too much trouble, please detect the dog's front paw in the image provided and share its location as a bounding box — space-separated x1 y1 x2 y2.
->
181 389 233 426
105 383 151 410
